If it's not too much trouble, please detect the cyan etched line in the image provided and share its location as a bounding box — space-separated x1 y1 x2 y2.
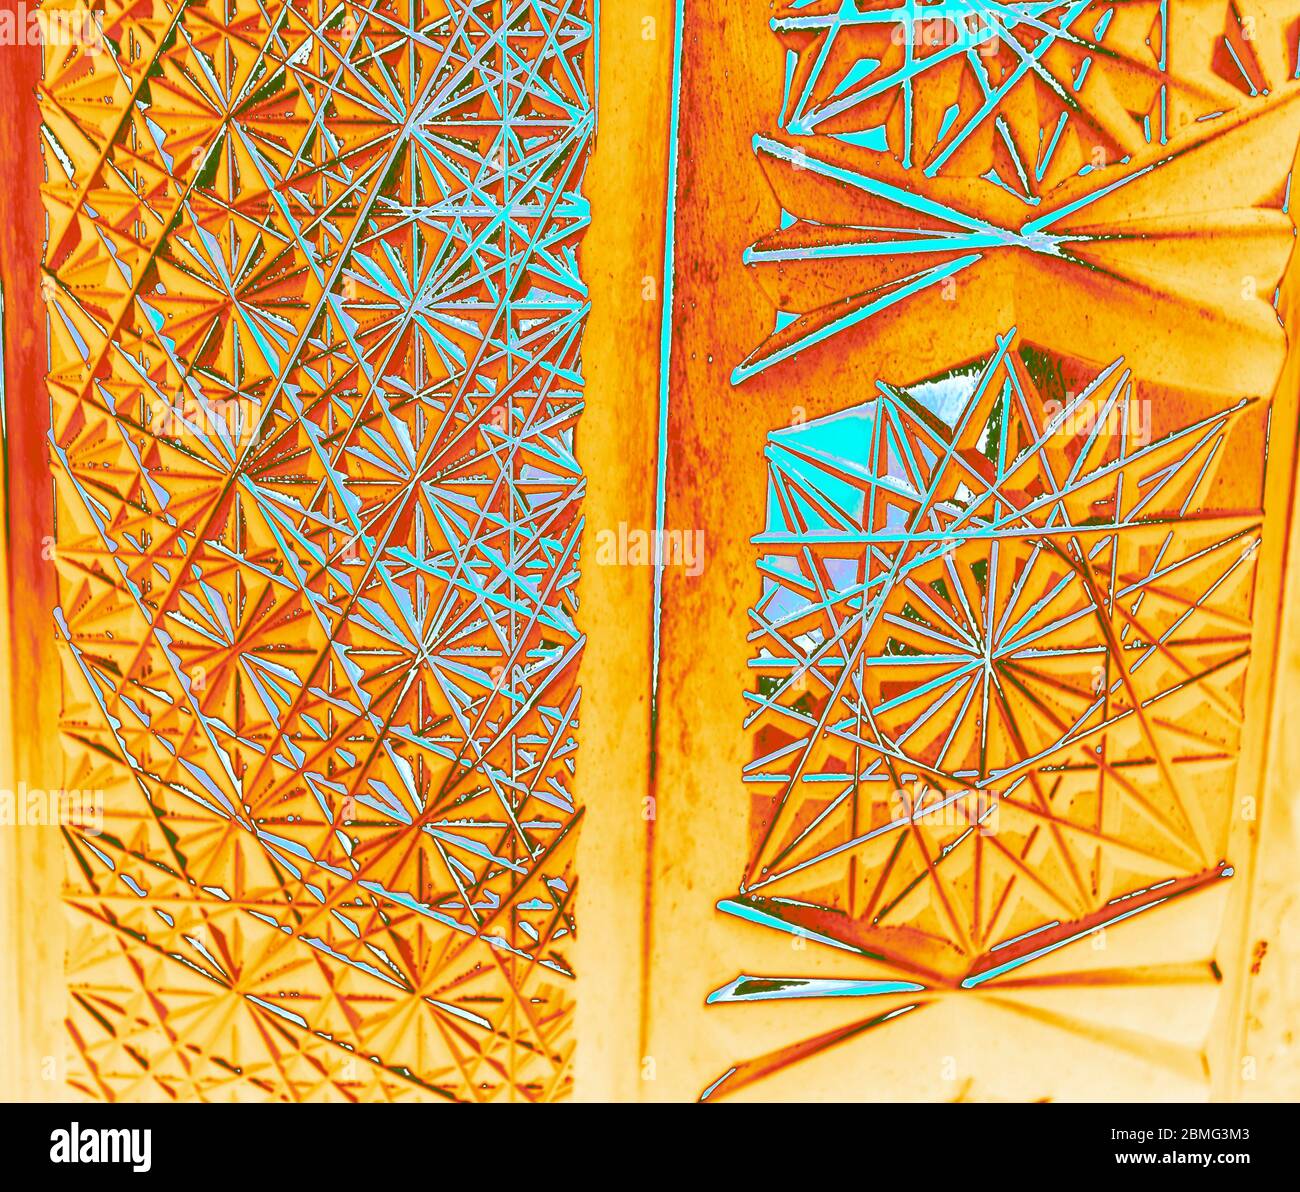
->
962 901 1161 988
717 898 873 955
653 0 687 709
707 975 927 1004
732 255 979 384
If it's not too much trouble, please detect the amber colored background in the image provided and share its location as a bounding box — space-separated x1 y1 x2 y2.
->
631 0 1300 1101
0 18 65 1102
3 0 1300 1102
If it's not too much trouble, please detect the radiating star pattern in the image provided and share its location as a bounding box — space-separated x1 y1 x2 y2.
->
707 331 1266 1100
711 0 1300 1101
41 0 594 1102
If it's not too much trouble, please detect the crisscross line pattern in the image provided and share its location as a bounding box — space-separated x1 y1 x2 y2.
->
42 0 593 1102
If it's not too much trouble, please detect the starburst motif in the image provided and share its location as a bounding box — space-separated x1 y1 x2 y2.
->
43 0 594 1103
706 329 1266 1099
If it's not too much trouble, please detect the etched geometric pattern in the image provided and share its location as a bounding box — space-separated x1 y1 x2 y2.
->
42 0 593 1102
709 1 1300 1100
770 0 1280 187
736 0 1300 383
